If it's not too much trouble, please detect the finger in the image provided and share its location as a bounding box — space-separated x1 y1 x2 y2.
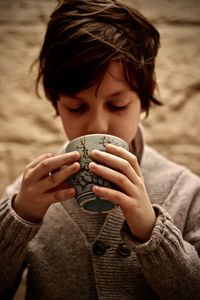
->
30 151 80 182
27 153 55 169
42 187 76 204
106 144 142 177
48 181 72 192
92 185 133 208
89 161 134 196
35 162 80 193
91 149 139 185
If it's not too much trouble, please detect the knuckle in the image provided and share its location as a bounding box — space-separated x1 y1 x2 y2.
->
115 192 123 202
54 192 60 201
40 160 49 170
138 177 145 187
53 190 66 202
131 155 137 164
46 152 54 157
118 174 127 185
26 186 34 197
122 160 130 169
23 171 32 185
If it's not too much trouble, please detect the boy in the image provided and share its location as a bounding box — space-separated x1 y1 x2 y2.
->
0 0 200 299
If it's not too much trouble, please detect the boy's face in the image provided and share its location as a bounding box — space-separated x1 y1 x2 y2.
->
57 61 142 147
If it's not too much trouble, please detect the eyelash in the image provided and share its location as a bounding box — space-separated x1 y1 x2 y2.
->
67 107 85 113
66 104 127 113
108 104 127 111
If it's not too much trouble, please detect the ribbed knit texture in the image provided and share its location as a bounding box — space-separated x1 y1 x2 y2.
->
0 196 41 255
0 195 41 291
0 130 200 299
62 200 106 298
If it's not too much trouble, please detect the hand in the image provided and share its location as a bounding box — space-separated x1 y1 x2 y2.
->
89 144 156 242
13 152 80 223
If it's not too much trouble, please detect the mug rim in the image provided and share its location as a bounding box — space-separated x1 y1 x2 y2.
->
67 133 128 148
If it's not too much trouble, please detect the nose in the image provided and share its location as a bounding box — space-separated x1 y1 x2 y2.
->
86 108 109 134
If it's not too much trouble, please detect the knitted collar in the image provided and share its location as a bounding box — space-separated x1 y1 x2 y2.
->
131 125 144 165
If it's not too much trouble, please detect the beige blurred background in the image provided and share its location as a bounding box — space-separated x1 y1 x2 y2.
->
0 0 200 298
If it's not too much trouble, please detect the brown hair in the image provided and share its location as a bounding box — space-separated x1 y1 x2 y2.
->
35 0 161 114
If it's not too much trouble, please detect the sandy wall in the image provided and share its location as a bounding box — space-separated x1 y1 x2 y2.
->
0 0 200 198
0 0 200 299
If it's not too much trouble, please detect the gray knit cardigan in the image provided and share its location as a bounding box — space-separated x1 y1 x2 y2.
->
0 141 200 299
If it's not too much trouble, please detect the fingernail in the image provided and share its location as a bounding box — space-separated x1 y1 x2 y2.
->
68 188 75 196
92 185 100 193
89 162 96 169
73 162 80 169
91 150 97 156
106 143 115 148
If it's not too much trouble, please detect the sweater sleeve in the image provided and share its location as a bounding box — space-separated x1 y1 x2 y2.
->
121 204 200 300
0 194 41 293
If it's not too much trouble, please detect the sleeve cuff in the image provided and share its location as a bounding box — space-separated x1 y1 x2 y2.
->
0 194 42 255
121 204 178 254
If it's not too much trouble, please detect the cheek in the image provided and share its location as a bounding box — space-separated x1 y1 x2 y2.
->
57 105 72 134
58 111 83 140
119 111 141 142
57 103 71 125
60 118 78 140
123 125 139 143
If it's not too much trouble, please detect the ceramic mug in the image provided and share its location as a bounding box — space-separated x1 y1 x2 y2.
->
65 134 129 213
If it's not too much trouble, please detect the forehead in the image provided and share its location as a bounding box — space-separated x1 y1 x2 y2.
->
75 61 129 98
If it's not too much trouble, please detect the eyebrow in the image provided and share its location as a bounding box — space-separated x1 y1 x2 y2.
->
72 89 127 101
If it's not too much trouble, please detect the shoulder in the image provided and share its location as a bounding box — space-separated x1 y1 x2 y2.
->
142 145 185 175
141 145 200 205
141 145 199 180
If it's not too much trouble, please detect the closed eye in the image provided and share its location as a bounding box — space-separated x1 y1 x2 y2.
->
107 103 128 111
66 105 88 113
67 107 82 113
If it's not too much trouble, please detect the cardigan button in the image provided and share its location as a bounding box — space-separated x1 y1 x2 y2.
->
117 243 131 257
92 240 108 256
